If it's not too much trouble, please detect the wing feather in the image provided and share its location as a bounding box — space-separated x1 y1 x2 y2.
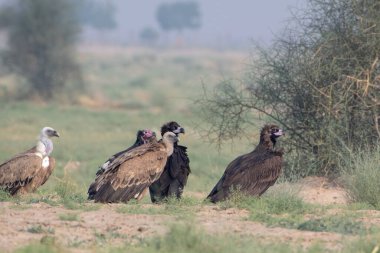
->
93 143 168 203
0 153 43 195
207 150 283 202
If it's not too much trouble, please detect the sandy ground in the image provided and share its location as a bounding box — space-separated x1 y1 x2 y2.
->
0 177 376 252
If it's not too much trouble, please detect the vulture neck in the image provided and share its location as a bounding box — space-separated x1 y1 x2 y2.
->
162 140 174 157
255 134 275 152
36 136 53 156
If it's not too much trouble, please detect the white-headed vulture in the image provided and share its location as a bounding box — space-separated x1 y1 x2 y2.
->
0 127 59 195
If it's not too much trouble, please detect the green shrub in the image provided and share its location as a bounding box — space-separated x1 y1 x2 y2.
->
0 189 12 202
199 0 380 177
343 146 380 209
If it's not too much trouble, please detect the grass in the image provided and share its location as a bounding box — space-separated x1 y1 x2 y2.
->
342 146 380 209
103 224 309 253
0 48 257 197
0 189 12 201
116 196 202 219
2 47 380 252
297 215 369 235
27 225 55 234
16 227 380 253
214 187 374 235
58 212 79 221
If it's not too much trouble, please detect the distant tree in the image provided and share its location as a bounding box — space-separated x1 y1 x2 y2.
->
156 1 201 33
77 0 116 30
139 27 159 46
0 0 82 100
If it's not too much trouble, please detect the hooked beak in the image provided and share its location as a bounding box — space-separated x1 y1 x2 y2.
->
53 131 60 138
173 127 185 135
274 129 284 137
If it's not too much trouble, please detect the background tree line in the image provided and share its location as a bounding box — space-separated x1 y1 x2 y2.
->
0 0 200 101
0 0 115 101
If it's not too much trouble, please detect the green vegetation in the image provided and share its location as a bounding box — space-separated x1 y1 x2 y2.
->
215 188 373 235
156 1 201 33
27 225 55 234
58 212 79 221
0 189 11 201
15 243 61 253
0 40 379 252
117 196 202 219
0 48 247 195
0 0 82 100
343 146 380 209
106 224 305 253
199 0 380 178
297 216 368 235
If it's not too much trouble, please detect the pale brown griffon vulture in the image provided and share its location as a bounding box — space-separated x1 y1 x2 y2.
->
0 127 59 195
92 131 178 203
88 129 155 200
207 124 284 203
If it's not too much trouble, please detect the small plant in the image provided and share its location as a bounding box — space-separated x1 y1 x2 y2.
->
59 213 79 221
27 225 55 234
297 216 368 235
14 242 61 253
0 189 12 202
54 176 87 210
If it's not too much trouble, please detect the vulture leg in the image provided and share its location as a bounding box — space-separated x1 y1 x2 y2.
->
168 180 183 199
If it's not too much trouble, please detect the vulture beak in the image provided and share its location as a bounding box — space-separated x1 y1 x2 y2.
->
53 131 60 138
173 127 185 135
274 129 284 137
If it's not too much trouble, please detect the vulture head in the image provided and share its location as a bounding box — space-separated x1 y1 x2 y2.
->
141 129 156 141
161 121 185 137
37 127 59 156
260 124 284 148
40 127 60 138
162 132 179 156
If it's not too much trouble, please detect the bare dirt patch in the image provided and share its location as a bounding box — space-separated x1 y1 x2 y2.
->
0 177 362 252
0 202 169 252
294 176 349 205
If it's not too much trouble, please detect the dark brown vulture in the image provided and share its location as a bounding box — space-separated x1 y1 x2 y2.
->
0 127 59 195
149 121 191 203
91 132 178 203
88 129 154 200
206 124 284 203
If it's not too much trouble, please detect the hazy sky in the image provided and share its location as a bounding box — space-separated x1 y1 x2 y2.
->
112 0 306 47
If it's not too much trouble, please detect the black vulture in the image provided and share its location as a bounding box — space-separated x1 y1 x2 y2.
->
149 121 191 203
206 124 284 203
88 129 154 200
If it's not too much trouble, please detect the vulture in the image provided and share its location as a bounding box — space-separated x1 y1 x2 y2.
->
149 121 191 203
88 129 155 200
206 124 284 203
91 131 178 203
0 127 59 195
